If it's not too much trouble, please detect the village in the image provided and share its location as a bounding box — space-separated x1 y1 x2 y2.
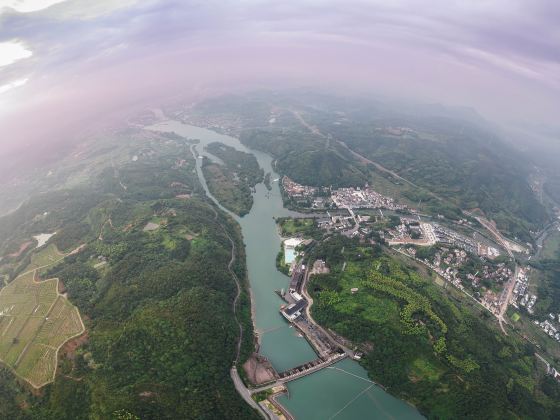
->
278 173 560 381
280 176 524 322
511 267 537 314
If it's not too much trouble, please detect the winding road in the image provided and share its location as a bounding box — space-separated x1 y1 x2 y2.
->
189 144 270 419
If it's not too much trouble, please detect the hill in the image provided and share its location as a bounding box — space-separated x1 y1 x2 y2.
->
0 129 258 419
181 91 549 242
307 235 560 418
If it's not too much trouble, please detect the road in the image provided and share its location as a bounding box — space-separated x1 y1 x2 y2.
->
467 214 519 334
343 206 360 237
534 220 560 259
496 261 522 334
289 107 454 211
289 109 330 148
202 169 269 418
231 367 271 418
300 261 355 357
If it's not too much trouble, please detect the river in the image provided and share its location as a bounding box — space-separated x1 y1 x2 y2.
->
146 120 423 420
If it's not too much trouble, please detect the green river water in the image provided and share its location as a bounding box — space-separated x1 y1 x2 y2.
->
147 120 423 420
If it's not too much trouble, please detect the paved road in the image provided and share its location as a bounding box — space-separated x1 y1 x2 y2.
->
231 367 270 419
300 262 355 357
191 143 268 418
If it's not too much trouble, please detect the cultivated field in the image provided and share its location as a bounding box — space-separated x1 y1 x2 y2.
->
0 248 84 388
25 244 64 273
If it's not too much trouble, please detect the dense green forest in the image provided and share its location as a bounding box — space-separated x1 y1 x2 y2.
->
0 135 257 419
324 117 546 242
241 127 369 188
307 235 560 419
531 257 560 318
201 142 264 216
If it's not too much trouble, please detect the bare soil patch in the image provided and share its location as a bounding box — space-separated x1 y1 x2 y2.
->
243 353 277 385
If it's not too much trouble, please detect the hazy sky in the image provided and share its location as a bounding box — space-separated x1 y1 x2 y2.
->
0 0 559 155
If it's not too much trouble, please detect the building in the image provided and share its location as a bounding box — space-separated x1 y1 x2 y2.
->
284 238 304 265
281 300 307 322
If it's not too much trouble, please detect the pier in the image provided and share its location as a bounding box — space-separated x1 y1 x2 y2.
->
279 260 351 359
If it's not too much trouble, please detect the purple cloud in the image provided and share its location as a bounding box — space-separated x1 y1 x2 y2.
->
0 0 558 157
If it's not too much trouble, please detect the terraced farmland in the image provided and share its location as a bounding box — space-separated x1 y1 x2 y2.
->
0 250 84 388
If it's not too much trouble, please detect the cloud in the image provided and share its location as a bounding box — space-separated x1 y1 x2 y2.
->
0 0 66 14
0 0 559 158
0 40 31 66
0 76 27 93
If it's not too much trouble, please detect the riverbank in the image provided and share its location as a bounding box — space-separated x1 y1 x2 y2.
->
146 119 424 420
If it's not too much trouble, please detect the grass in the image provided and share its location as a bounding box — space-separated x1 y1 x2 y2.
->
323 261 401 325
410 357 443 381
0 251 84 388
511 312 521 322
541 230 560 259
25 244 64 273
279 218 314 235
434 277 445 287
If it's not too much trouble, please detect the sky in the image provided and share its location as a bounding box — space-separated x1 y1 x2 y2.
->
0 0 559 157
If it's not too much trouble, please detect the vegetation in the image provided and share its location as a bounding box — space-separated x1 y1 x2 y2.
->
241 125 370 188
527 230 560 322
263 172 272 191
544 174 560 205
0 265 84 388
276 217 323 240
275 246 289 275
276 149 369 187
308 235 560 419
252 388 273 402
193 92 549 241
202 142 264 216
316 114 547 242
0 134 258 419
541 230 560 260
530 258 560 319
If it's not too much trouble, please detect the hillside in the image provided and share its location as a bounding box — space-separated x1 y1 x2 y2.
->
0 130 257 419
307 235 560 419
181 91 549 242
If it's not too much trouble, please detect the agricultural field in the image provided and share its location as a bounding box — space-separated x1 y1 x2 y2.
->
0 257 84 388
24 244 64 273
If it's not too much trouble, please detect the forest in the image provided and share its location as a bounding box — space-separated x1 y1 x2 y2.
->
0 135 258 419
311 112 548 242
201 142 264 216
192 92 550 242
307 235 560 419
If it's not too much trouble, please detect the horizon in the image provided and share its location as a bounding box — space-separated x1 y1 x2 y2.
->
0 0 559 160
